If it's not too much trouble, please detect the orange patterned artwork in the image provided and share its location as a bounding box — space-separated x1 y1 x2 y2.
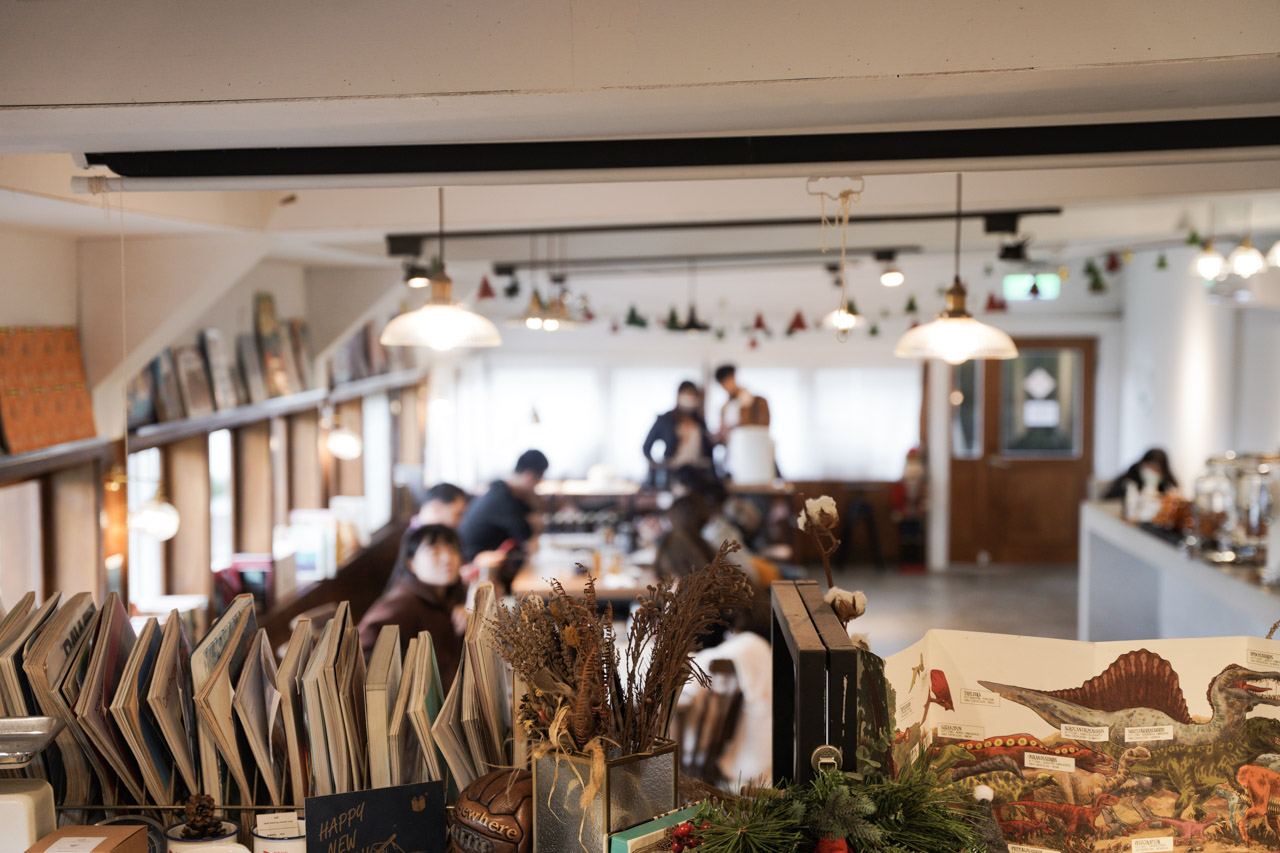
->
0 327 96 453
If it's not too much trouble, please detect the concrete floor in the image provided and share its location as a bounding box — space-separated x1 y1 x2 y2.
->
828 562 1079 658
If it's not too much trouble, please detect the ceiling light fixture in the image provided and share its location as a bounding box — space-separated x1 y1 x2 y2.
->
824 299 861 332
1229 237 1265 279
876 250 905 287
1193 207 1226 281
326 425 364 460
380 188 502 351
404 263 430 288
128 484 181 542
894 174 1018 366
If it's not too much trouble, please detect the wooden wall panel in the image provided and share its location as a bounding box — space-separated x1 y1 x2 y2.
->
47 462 104 595
235 421 273 553
334 399 364 497
289 410 323 510
165 435 211 596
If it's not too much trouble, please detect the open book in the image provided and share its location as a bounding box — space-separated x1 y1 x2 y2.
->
276 618 313 803
146 609 199 796
190 594 257 804
110 616 177 805
365 625 401 790
387 636 423 786
233 628 286 805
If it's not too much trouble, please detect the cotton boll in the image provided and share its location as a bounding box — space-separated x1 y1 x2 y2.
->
974 784 995 803
824 586 867 622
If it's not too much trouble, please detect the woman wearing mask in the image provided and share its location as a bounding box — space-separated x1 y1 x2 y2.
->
1104 448 1179 500
643 381 715 486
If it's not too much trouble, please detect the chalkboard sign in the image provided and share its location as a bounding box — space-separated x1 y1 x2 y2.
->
305 781 446 853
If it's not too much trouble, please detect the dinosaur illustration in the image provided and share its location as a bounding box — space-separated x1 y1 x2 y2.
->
998 794 1120 836
979 650 1280 747
940 732 1115 773
921 669 955 725
1023 746 1150 805
1130 717 1280 814
1236 763 1280 844
951 754 1022 783
1213 784 1245 840
998 819 1051 843
1125 795 1225 840
910 653 926 691
942 770 1057 806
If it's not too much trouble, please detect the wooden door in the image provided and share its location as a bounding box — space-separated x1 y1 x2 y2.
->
949 337 1095 564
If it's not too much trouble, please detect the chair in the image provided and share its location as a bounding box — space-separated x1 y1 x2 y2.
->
671 659 744 786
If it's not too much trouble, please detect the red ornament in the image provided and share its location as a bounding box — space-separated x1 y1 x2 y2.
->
476 275 496 300
752 313 768 332
1028 281 1041 299
816 839 851 853
786 310 807 334
748 336 759 349
1105 252 1122 273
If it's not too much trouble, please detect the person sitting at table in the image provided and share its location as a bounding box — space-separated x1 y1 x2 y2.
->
458 449 549 590
654 495 717 579
1104 447 1179 499
412 481 470 529
643 382 715 486
358 523 466 690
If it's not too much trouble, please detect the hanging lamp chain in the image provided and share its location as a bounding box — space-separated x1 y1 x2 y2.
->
942 172 970 318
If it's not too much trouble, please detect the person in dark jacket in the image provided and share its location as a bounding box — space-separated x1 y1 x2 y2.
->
458 449 548 562
643 381 714 479
1103 447 1179 499
358 523 466 691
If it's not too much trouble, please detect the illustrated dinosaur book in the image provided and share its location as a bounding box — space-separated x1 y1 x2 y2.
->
884 631 1280 853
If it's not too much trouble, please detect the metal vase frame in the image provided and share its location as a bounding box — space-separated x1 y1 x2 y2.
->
531 738 678 853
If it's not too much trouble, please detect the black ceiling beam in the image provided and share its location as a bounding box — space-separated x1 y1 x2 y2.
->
385 207 1061 256
84 116 1280 179
489 246 924 275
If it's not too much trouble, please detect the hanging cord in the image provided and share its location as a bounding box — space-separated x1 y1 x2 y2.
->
807 176 864 343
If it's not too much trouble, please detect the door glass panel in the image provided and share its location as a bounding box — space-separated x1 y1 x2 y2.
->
999 348 1082 457
951 360 982 459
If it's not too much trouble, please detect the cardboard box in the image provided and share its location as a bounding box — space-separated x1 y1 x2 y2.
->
26 825 147 853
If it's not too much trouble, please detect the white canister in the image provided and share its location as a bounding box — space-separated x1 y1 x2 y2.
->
165 822 252 853
726 425 775 486
250 821 305 853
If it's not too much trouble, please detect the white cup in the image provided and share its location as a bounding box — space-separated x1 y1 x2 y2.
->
250 821 305 853
165 821 252 853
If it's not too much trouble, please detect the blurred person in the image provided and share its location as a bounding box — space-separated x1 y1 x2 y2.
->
712 364 770 443
1104 447 1179 499
414 481 469 528
458 450 549 590
654 495 716 579
643 382 714 483
358 523 466 690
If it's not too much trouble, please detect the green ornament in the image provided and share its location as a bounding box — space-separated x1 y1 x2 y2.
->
714 327 726 340
1156 253 1168 270
869 323 880 337
624 305 648 328
845 298 859 316
904 295 918 315
665 307 680 330
1186 228 1202 247
1084 260 1107 293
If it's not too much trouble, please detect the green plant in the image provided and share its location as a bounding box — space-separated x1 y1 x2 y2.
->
860 753 984 853
693 789 804 853
799 770 880 851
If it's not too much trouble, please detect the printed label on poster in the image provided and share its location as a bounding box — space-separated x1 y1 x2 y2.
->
910 743 921 762
1248 649 1280 669
960 688 1001 707
1131 837 1174 853
1061 724 1110 741
1124 726 1175 743
1009 845 1059 853
938 723 984 740
1025 752 1076 773
898 699 913 718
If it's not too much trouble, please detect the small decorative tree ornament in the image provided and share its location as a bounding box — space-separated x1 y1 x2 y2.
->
786 310 808 335
868 323 879 337
1156 252 1169 270
753 313 769 332
625 305 648 328
1057 265 1070 281
1084 260 1107 293
904 295 918 315
1028 281 1041 299
476 276 497 301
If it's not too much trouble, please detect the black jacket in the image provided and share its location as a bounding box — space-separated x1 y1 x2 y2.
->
643 409 714 465
457 480 534 562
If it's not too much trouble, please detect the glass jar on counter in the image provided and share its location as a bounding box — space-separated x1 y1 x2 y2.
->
1192 456 1238 561
1235 454 1278 564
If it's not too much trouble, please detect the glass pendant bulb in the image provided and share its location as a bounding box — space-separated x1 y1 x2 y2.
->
894 278 1018 365
1194 240 1226 280
129 493 181 542
326 426 363 460
880 266 905 287
1228 237 1265 279
1266 238 1280 269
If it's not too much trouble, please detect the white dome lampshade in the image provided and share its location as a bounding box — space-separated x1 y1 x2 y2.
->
894 174 1017 366
129 494 181 541
380 272 502 351
1194 241 1226 280
1228 237 1266 279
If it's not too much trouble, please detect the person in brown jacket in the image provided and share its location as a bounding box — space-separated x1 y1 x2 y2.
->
357 523 466 691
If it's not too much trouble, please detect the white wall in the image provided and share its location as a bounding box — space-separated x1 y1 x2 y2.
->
0 225 78 325
172 260 308 353
1235 306 1280 453
1118 246 1237 488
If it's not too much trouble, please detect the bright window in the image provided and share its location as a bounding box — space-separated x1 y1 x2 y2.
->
810 366 923 480
484 367 605 481
363 392 393 530
0 481 42 605
209 430 234 570
127 448 164 605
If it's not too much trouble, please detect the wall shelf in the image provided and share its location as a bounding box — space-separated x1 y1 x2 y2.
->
0 437 115 487
130 389 330 451
327 368 428 404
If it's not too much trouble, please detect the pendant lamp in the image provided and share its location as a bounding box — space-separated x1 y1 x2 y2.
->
380 188 502 351
894 174 1017 366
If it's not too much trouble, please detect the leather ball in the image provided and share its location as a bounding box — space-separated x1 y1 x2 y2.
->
448 768 532 853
